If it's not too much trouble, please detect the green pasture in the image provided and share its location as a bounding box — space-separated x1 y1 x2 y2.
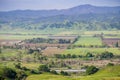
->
26 73 75 80
0 28 73 35
21 63 41 70
0 34 47 40
0 49 20 57
62 48 120 55
0 62 16 69
0 49 25 57
74 36 102 46
84 30 120 35
0 61 41 70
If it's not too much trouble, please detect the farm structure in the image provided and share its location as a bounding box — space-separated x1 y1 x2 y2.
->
102 38 120 47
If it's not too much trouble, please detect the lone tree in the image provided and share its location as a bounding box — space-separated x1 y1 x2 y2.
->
86 66 99 75
115 42 119 47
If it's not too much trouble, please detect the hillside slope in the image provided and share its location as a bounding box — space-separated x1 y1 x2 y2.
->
26 65 120 80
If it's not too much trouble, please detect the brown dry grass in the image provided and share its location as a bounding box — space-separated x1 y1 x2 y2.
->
42 47 65 56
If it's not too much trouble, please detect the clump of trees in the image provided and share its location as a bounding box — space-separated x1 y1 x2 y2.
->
54 54 81 59
24 38 71 44
0 67 17 79
86 66 99 75
27 49 40 54
99 51 114 59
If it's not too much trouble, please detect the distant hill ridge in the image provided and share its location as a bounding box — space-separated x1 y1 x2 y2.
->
0 4 120 17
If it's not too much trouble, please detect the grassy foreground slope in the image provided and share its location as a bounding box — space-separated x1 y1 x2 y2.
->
26 73 75 80
26 65 120 80
78 65 120 80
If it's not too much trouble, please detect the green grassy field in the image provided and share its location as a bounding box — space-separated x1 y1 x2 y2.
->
62 48 120 55
0 34 47 40
26 65 120 80
74 36 102 46
26 73 75 80
0 49 26 57
84 30 120 35
0 61 41 70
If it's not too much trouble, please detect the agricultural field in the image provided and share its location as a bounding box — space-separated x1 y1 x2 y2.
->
74 36 102 46
62 48 120 55
0 34 47 40
84 30 120 35
42 47 65 56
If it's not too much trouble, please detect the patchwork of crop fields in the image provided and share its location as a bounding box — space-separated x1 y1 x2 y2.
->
1 30 120 80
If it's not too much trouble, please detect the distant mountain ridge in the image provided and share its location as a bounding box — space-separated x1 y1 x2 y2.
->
0 4 120 18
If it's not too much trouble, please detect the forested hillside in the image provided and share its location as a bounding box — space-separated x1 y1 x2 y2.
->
0 4 120 31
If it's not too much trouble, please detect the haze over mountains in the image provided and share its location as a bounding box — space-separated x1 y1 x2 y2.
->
0 4 120 17
0 4 120 31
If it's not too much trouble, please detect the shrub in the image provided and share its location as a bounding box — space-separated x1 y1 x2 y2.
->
21 67 30 71
15 63 21 69
60 71 69 76
50 70 58 75
16 70 27 80
38 65 50 72
30 69 41 74
107 63 114 66
27 49 34 54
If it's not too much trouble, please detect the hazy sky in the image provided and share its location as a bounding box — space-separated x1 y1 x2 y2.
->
0 0 120 11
